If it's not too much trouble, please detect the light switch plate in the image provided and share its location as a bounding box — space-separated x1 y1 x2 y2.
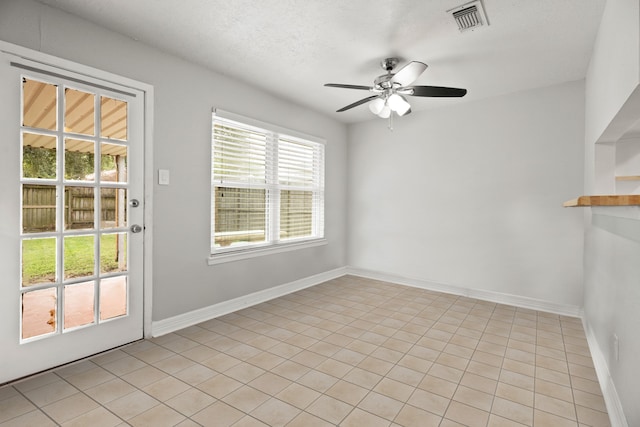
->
158 169 170 185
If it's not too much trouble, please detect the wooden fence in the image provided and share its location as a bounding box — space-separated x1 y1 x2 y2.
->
22 185 121 232
212 186 313 246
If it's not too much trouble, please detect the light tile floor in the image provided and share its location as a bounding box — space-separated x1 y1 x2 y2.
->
0 275 610 426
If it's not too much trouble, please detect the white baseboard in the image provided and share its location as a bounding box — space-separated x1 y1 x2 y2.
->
151 267 347 337
345 267 583 318
582 319 628 427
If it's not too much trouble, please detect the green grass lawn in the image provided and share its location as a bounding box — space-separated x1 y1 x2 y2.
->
21 238 56 285
22 234 125 286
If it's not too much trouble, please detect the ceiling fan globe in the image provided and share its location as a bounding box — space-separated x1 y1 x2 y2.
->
388 94 411 116
369 97 385 115
378 105 392 118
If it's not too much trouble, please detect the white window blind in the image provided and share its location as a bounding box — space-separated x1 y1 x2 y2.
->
211 111 324 255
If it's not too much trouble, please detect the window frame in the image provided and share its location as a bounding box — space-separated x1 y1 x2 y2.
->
209 109 325 264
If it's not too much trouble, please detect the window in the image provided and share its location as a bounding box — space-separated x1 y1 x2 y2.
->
211 110 325 259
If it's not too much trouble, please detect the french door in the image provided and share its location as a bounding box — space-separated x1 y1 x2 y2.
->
0 52 145 384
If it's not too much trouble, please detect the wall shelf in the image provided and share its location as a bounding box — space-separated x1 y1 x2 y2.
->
563 195 640 207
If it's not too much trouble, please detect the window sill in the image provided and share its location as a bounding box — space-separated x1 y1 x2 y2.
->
208 238 327 265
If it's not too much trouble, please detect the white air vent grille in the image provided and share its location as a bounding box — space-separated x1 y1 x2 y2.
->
454 6 480 30
450 1 489 32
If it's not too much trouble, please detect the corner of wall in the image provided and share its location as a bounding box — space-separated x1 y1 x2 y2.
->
582 317 630 427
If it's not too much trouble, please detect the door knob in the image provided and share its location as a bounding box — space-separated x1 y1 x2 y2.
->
130 224 143 233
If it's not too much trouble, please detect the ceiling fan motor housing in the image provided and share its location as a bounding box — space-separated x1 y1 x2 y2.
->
374 74 396 90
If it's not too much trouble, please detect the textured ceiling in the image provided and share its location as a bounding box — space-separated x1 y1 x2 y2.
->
37 0 606 123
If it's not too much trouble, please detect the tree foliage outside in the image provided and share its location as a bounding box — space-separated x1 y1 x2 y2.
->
100 154 117 172
23 146 117 180
65 151 95 180
23 146 56 179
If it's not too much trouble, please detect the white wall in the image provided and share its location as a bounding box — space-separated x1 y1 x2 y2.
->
583 1 640 425
0 0 348 321
348 81 585 309
584 0 639 147
583 215 640 425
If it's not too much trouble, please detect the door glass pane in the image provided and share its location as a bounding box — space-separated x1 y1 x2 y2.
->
22 78 57 131
101 96 127 140
64 235 95 280
100 276 127 320
65 139 95 181
65 88 95 136
22 237 56 287
100 188 127 229
22 184 56 233
64 281 95 330
100 233 127 274
64 186 95 230
101 143 127 183
22 287 57 339
22 133 57 179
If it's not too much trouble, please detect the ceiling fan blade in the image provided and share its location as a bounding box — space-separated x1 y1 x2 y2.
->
336 95 380 112
325 83 373 90
390 61 428 86
407 86 467 97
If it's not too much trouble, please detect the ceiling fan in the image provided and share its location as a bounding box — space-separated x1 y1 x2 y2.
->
325 58 467 120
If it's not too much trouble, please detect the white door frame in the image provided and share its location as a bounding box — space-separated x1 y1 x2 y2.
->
0 40 154 341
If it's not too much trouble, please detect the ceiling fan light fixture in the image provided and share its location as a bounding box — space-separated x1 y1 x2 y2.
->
388 94 411 116
369 97 385 115
396 105 411 116
378 105 391 118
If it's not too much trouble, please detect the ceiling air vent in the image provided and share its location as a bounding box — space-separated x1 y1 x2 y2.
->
449 1 489 32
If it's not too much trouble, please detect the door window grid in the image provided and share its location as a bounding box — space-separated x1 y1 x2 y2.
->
20 75 130 341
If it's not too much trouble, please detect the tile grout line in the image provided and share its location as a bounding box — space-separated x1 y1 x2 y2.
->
8 383 61 426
